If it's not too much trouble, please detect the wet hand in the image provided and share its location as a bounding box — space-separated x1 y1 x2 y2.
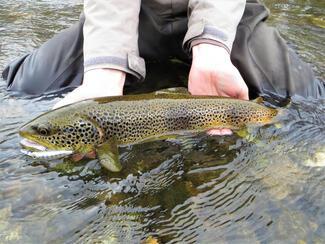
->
53 69 125 109
188 43 249 136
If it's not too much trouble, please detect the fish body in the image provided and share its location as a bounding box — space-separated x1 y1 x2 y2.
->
19 89 277 172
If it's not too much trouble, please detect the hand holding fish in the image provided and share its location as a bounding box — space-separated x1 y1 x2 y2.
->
188 44 248 99
53 69 125 109
188 43 249 135
53 44 249 136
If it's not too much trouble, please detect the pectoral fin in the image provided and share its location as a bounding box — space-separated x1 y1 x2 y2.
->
97 141 122 172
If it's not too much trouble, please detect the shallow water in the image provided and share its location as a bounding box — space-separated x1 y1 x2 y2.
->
0 0 325 243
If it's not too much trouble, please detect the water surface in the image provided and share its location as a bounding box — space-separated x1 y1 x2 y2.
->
0 0 324 243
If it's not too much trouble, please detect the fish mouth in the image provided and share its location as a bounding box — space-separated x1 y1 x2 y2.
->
20 138 48 152
20 138 74 160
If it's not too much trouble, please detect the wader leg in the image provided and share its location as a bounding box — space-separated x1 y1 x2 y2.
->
3 1 323 98
2 16 85 95
231 1 324 98
2 6 187 96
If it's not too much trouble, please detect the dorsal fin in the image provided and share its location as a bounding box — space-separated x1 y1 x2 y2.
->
154 87 190 95
253 97 264 104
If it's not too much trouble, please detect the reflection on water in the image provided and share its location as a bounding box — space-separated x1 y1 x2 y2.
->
263 0 325 78
0 0 324 243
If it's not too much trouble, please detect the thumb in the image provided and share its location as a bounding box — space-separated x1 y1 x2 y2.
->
52 88 81 109
235 71 249 100
238 85 249 100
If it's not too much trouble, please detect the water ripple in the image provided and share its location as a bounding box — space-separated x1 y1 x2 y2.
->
0 0 324 243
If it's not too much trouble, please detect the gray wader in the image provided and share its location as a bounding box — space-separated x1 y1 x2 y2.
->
2 1 324 98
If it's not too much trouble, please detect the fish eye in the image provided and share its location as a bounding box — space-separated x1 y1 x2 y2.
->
37 125 51 136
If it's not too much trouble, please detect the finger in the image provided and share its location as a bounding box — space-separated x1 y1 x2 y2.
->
238 86 249 100
235 71 249 100
52 91 80 109
207 129 223 136
207 128 233 136
53 99 66 110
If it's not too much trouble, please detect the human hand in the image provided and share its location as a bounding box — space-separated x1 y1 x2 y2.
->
53 69 126 109
188 43 249 135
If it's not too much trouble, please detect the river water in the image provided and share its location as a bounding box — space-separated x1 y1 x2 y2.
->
0 1 324 243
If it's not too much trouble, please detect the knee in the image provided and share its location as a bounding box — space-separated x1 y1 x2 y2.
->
5 54 50 95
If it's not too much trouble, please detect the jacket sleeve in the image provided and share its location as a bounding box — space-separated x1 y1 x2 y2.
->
184 0 246 53
83 0 145 80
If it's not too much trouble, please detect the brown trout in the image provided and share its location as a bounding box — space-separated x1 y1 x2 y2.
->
19 88 277 172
